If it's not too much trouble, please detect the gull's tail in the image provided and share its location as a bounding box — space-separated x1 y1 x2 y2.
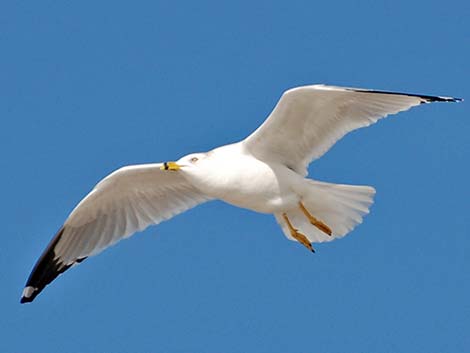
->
275 180 376 244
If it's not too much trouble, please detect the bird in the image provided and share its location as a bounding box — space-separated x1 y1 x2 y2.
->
20 84 461 303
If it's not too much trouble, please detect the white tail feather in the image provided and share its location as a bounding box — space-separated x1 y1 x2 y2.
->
275 180 376 243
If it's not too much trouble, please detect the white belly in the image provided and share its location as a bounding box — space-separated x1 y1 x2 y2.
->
218 165 299 213
184 148 302 214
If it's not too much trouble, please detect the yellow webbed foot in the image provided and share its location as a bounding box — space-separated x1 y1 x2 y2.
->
299 202 332 236
282 213 315 253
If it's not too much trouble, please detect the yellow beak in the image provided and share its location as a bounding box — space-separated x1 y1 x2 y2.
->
161 161 181 171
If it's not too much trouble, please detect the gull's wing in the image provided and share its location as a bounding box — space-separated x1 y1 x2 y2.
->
243 85 461 175
21 163 211 303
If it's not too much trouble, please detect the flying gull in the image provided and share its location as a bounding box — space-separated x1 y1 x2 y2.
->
21 84 461 303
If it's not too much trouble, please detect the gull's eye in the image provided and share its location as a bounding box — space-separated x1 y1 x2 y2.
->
190 157 199 163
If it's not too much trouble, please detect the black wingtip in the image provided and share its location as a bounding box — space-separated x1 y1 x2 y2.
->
21 226 87 304
345 87 463 104
20 289 37 304
420 96 463 104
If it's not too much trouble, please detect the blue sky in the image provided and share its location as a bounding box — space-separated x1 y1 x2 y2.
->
1 0 468 352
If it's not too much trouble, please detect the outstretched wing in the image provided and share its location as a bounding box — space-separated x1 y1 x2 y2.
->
243 85 461 175
21 163 211 303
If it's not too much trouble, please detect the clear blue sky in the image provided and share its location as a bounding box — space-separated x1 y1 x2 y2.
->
2 1 468 352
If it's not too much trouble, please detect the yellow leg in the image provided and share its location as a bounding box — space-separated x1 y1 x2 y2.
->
282 213 315 253
298 202 332 236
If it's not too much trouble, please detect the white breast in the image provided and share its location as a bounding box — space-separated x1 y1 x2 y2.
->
184 143 301 213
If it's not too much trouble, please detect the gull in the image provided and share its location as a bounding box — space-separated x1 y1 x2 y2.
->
20 84 461 303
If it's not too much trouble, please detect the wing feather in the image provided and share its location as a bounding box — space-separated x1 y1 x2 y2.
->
243 84 460 175
21 163 210 303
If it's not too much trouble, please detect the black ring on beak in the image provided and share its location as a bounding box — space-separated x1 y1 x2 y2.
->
163 162 169 170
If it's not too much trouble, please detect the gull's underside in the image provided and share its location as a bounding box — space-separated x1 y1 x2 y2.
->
21 84 461 303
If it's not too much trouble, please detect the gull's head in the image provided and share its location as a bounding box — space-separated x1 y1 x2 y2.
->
161 152 209 172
